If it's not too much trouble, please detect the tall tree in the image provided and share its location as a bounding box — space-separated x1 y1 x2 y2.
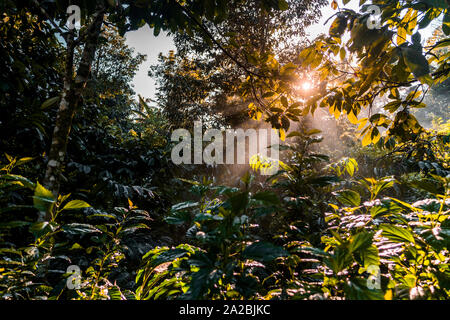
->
42 2 106 201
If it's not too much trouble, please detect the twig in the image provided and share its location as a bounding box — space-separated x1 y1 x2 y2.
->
31 0 66 33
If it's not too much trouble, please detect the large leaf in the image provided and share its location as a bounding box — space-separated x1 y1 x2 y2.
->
242 241 289 262
403 47 430 79
1 174 35 190
344 158 358 177
62 200 91 211
62 223 101 235
165 210 191 225
171 201 199 212
34 182 53 200
336 190 361 207
380 224 415 244
362 244 380 269
349 231 373 253
329 15 347 37
33 182 55 214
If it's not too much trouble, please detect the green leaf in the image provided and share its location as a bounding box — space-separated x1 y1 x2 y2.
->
397 27 406 45
280 96 289 108
262 91 275 98
252 191 280 205
4 153 13 162
418 9 433 29
165 210 191 225
380 224 415 244
403 47 430 79
147 247 193 268
62 200 91 211
33 182 55 213
153 25 161 37
16 157 34 166
243 241 289 262
383 100 402 113
171 201 199 212
362 129 373 147
388 197 422 212
34 182 54 200
121 223 150 234
280 62 297 76
108 286 124 300
1 174 35 189
345 158 358 177
343 278 384 300
336 189 361 207
62 223 101 235
362 244 380 269
349 232 373 253
41 96 60 110
412 32 421 45
373 179 395 197
306 129 322 135
329 15 347 37
340 47 346 60
286 131 302 138
30 221 48 234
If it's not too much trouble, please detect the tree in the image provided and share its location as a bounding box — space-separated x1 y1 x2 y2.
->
7 0 292 220
295 0 449 144
0 5 63 162
151 0 327 128
230 0 449 143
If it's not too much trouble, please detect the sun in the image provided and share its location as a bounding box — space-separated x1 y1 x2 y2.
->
301 81 312 91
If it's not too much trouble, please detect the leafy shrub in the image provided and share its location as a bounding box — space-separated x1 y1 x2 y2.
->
135 156 450 300
0 156 150 300
136 174 286 299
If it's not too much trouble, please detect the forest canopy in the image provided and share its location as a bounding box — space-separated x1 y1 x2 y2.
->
0 0 449 302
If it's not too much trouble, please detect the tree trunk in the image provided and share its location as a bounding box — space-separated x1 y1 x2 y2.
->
42 7 105 220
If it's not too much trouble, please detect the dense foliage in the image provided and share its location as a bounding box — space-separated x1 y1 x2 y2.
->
0 0 449 300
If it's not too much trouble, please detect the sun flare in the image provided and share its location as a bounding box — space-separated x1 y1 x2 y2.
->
301 81 312 91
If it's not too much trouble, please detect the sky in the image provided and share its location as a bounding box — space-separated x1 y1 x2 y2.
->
124 0 441 101
124 26 174 101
